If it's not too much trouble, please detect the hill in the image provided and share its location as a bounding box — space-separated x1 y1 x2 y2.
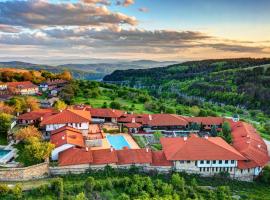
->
0 60 178 81
104 58 270 114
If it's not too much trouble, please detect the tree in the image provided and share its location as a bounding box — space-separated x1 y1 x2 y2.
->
190 106 200 117
25 96 39 111
75 192 87 200
58 70 72 81
264 121 270 133
54 100 67 111
0 113 12 141
259 166 270 184
110 101 121 109
20 137 54 166
51 178 64 200
216 186 232 200
222 122 232 143
153 131 163 142
15 126 42 141
102 102 108 108
171 174 186 197
210 125 218 137
0 102 14 114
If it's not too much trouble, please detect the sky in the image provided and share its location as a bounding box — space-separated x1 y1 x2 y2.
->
0 0 269 64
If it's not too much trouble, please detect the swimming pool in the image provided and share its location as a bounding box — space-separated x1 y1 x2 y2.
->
0 149 11 158
106 135 131 150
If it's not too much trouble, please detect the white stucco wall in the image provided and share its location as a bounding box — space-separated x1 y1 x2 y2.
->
51 144 74 160
46 122 89 132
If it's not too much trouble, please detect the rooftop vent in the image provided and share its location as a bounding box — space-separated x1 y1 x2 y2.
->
184 136 187 141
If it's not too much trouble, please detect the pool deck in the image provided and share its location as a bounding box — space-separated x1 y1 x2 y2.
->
90 133 140 150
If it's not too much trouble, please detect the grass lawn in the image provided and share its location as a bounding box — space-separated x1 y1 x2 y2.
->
73 95 151 114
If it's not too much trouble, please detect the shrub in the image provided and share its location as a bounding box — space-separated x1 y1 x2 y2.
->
51 178 64 200
0 184 9 196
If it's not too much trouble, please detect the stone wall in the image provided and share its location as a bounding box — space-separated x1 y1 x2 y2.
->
0 162 49 181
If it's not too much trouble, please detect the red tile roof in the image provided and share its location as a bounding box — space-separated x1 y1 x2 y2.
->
231 121 269 168
186 117 225 125
124 122 142 128
41 109 90 125
88 108 123 118
117 148 152 165
50 126 85 148
148 114 189 127
151 151 173 166
7 81 38 89
92 149 118 165
58 147 92 166
18 109 56 121
118 114 151 124
160 136 245 161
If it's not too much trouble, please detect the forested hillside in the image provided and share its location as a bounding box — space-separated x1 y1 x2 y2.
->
104 58 270 114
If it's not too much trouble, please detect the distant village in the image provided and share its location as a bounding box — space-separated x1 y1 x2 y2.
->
0 78 269 182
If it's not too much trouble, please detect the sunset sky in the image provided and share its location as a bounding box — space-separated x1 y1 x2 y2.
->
0 0 269 64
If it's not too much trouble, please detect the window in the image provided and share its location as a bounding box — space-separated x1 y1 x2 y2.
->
216 167 218 172
225 160 228 164
187 160 191 164
231 160 235 164
180 161 184 164
200 160 204 164
219 160 222 164
248 169 250 173
241 169 243 174
213 160 216 164
230 168 233 172
207 167 209 172
206 160 210 164
199 168 202 172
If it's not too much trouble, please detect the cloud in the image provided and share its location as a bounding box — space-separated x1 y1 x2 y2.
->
116 0 134 7
81 0 111 5
1 27 266 56
0 0 137 28
138 7 148 12
0 25 21 33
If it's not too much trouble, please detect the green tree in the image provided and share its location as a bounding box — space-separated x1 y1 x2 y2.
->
153 131 163 142
210 125 218 137
216 186 232 200
75 192 87 200
54 100 67 111
190 106 200 117
0 113 12 140
171 174 186 197
20 137 54 166
222 122 232 143
51 178 64 200
259 166 270 184
110 101 121 109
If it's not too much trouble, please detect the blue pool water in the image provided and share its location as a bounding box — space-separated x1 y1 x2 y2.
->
0 149 11 158
106 135 131 150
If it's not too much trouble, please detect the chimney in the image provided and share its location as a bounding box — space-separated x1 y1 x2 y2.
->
110 146 114 152
205 135 209 139
86 147 89 151
27 108 31 113
184 136 187 141
132 118 136 123
40 117 43 121
149 114 152 121
258 144 261 149
146 148 149 153
62 136 65 140
112 109 115 112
